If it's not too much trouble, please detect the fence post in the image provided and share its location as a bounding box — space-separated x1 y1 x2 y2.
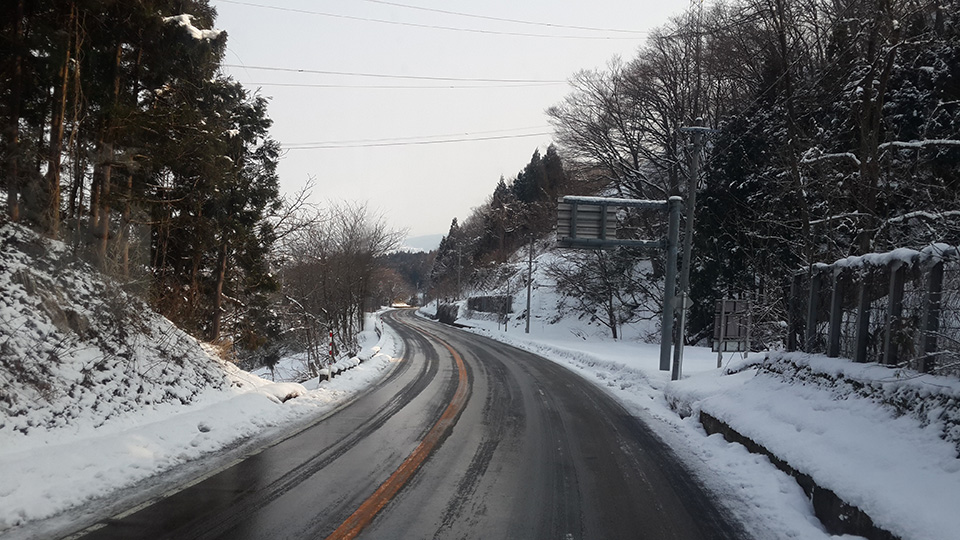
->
882 261 906 365
827 268 844 358
805 269 822 352
716 300 728 368
787 273 803 352
920 260 944 373
854 272 871 363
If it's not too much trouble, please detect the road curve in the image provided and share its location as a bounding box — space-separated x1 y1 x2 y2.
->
67 309 745 540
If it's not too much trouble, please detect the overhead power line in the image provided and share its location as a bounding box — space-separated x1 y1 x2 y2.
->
284 131 552 150
217 0 643 40
285 125 551 146
358 0 648 35
243 81 564 89
222 64 565 84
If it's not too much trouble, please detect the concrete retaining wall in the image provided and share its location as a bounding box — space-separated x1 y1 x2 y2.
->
698 411 899 540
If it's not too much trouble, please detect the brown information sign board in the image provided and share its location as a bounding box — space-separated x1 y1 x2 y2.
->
712 299 750 353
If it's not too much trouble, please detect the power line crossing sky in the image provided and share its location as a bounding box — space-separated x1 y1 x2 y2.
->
213 0 682 238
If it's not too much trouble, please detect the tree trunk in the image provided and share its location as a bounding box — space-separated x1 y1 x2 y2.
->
95 141 113 265
118 41 143 274
120 173 133 276
6 0 25 222
768 0 814 264
190 238 202 304
607 292 618 340
68 140 84 220
152 176 173 289
594 252 619 339
42 1 75 237
93 43 123 267
855 7 900 255
66 9 85 222
211 241 228 341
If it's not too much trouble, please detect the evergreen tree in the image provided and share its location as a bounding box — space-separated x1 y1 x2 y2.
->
0 0 285 355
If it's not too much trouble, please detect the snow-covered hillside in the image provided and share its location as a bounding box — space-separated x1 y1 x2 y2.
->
0 222 398 536
0 223 261 449
440 240 662 343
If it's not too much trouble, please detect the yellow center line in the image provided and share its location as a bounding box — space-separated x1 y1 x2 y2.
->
325 325 469 540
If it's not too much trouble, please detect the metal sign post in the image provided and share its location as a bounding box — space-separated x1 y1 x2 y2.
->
712 299 751 367
557 195 682 375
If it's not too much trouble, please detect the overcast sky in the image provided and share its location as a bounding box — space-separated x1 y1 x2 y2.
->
212 0 684 239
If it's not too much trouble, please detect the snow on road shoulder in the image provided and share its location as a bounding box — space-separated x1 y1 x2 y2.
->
252 311 398 388
0 310 402 537
668 353 960 540
437 309 878 539
420 238 959 539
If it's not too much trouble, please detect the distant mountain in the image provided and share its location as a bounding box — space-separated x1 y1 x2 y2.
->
400 234 443 253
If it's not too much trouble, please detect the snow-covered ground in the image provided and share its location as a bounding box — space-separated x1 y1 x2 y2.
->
0 315 399 539
423 246 960 540
0 221 404 538
4 218 957 540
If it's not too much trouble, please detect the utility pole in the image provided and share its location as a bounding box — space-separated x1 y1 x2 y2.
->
525 234 533 334
672 118 712 380
659 197 683 372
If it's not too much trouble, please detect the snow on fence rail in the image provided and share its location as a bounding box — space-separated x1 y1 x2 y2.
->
785 244 960 376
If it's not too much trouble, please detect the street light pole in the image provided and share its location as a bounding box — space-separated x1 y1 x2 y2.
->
672 119 711 381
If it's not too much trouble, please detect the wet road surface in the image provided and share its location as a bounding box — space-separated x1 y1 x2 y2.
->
68 309 745 539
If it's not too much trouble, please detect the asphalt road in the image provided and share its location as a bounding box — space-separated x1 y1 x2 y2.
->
69 309 745 539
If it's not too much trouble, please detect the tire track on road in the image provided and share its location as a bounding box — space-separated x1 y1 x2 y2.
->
325 318 471 540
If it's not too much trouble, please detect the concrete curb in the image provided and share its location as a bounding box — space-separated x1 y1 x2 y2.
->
698 410 899 540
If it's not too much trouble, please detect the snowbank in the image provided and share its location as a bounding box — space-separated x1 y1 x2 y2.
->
252 311 392 386
0 223 401 535
434 238 960 540
666 352 960 540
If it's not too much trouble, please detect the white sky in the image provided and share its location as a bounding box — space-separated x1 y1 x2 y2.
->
212 0 686 237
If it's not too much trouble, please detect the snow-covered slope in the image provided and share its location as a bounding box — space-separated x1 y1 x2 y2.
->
435 240 661 343
0 222 266 454
0 222 399 536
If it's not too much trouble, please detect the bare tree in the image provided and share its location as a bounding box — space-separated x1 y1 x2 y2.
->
546 249 661 340
280 202 405 359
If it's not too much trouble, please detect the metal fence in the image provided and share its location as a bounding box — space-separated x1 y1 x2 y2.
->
786 245 960 376
467 295 513 314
